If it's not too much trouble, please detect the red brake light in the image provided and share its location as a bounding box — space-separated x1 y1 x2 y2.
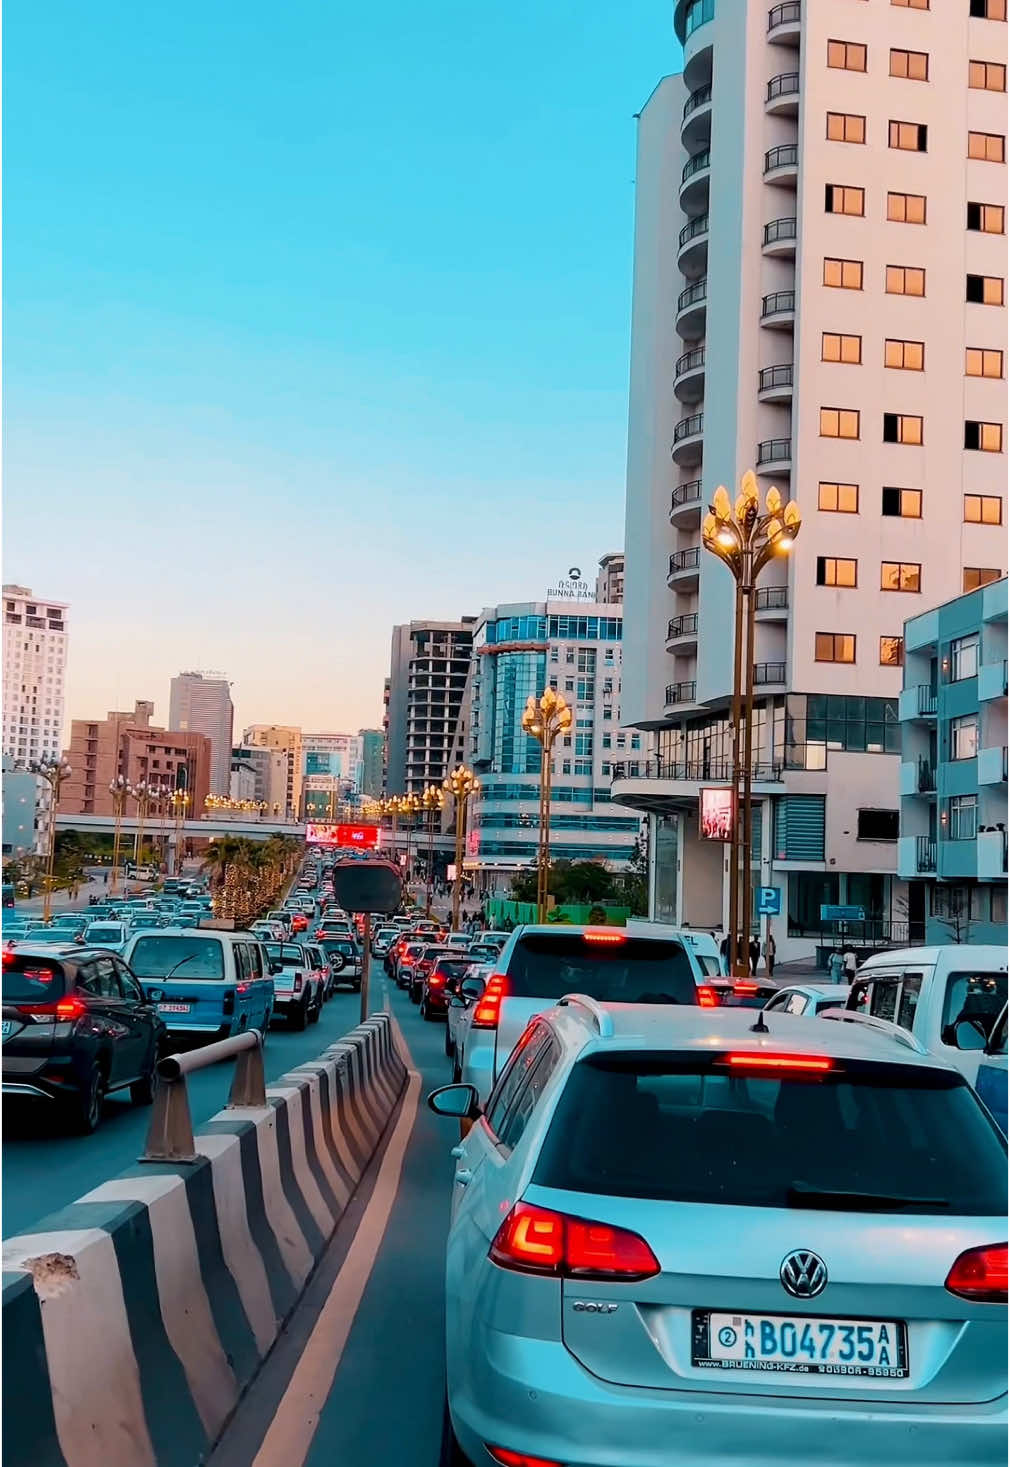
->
487 1447 562 1467
582 929 626 944
945 1243 1008 1303
25 996 87 1021
472 973 507 1029
2 948 16 966
427 972 446 988
293 973 303 992
236 981 250 994
733 983 759 994
490 1202 659 1281
725 1053 833 1072
697 985 717 1008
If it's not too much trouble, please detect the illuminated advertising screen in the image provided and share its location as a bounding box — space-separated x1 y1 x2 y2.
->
304 823 380 849
699 787 734 842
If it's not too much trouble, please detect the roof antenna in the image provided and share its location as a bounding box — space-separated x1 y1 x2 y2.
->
750 1007 770 1034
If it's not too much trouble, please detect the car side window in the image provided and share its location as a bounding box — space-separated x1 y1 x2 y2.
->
235 944 252 982
82 956 120 998
895 972 923 1032
114 960 145 1004
868 978 899 1023
485 1027 551 1138
942 970 1008 1048
785 993 808 1015
248 943 264 980
497 1039 560 1152
764 994 788 1011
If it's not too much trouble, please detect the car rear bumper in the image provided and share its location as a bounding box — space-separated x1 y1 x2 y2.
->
451 1329 1007 1467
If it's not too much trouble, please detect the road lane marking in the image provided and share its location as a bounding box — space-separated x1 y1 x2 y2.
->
251 1062 422 1467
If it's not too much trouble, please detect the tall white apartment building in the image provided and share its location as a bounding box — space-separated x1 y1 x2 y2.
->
618 0 1007 958
2 585 69 766
169 671 234 795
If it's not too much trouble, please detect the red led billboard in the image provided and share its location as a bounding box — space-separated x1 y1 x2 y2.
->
304 823 380 849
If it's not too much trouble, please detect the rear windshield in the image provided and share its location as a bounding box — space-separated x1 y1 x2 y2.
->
321 940 355 955
280 944 304 964
86 926 124 943
129 936 225 981
710 984 778 1009
534 1053 1008 1215
2 956 67 1001
130 918 161 930
433 959 472 979
505 934 697 1005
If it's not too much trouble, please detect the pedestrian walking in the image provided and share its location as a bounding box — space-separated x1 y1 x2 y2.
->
764 930 776 978
748 935 760 976
843 945 857 984
827 949 844 981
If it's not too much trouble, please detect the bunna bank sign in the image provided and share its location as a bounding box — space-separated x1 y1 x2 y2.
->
547 566 594 601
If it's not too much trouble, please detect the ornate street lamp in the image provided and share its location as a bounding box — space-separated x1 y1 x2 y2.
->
421 783 444 916
702 470 800 976
521 688 573 922
170 789 191 876
109 775 130 896
397 792 422 883
30 757 72 923
130 780 156 869
442 766 480 932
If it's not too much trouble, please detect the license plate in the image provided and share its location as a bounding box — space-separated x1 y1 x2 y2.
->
1 1020 14 1038
692 1310 908 1378
157 1003 191 1014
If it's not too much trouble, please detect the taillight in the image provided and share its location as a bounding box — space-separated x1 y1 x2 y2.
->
427 973 446 988
487 1447 562 1467
724 1053 833 1072
222 989 236 1016
945 1244 1008 1303
733 982 759 994
697 985 717 1008
22 996 87 1021
490 1202 659 1281
293 973 303 992
582 929 626 944
472 973 506 1029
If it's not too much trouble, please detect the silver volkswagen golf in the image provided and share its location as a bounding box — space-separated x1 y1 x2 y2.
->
429 1001 1008 1467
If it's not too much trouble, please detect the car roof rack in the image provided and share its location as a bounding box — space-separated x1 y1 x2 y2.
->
558 992 615 1038
818 1008 929 1055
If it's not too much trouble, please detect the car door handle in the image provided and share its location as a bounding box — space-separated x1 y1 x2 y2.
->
454 1169 473 1186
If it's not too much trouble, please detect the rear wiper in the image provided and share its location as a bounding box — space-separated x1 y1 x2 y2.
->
786 1182 949 1212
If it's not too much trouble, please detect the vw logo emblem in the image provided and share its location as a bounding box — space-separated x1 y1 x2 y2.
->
568 566 582 579
779 1250 827 1299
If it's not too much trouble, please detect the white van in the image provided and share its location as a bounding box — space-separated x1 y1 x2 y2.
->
842 945 1008 1128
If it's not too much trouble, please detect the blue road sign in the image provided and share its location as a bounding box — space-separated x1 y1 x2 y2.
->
756 886 781 916
820 904 866 922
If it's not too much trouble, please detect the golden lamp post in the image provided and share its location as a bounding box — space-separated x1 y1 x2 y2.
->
130 779 157 870
421 783 444 916
521 688 573 923
442 766 480 932
702 471 800 977
109 774 130 896
30 757 73 924
398 792 421 882
170 789 191 876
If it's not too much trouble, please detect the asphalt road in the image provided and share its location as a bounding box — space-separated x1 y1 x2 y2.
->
1 983 370 1238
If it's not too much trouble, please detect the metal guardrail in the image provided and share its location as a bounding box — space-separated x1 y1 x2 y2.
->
678 279 708 312
141 1028 266 1164
764 143 798 173
755 585 788 610
612 758 785 783
675 347 706 378
767 72 800 102
665 681 698 705
682 149 711 183
753 661 786 684
672 478 703 508
917 685 938 716
768 2 801 31
916 834 937 873
674 412 705 444
678 214 709 248
761 289 795 318
757 437 792 465
758 364 793 392
669 613 700 639
763 217 797 246
683 83 712 120
669 547 702 574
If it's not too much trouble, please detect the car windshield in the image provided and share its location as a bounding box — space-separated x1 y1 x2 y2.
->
2 954 68 1000
130 918 161 930
23 929 58 942
86 925 124 943
129 936 225 981
321 940 354 956
534 1053 1008 1215
505 934 697 1005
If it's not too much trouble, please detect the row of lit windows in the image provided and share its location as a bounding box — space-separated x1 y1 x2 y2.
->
817 483 1003 524
820 335 1004 378
826 38 1006 87
814 559 923 591
815 595 999 667
819 409 1003 451
823 262 1005 305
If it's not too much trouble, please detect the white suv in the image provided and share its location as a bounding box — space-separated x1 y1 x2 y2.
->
430 1002 1008 1467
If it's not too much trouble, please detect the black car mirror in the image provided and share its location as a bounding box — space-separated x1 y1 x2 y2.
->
459 976 485 1002
427 1083 481 1120
951 1017 987 1052
269 961 283 976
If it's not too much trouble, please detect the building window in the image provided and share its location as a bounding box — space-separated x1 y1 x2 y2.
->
964 493 1004 523
966 347 1004 377
965 420 1004 451
857 809 899 841
887 191 927 224
890 47 929 79
823 257 863 289
963 566 1003 591
967 201 1005 233
815 633 856 663
951 634 979 682
883 413 923 445
825 184 865 216
969 59 1007 89
879 636 904 666
970 0 1006 16
889 120 928 151
827 39 867 71
885 264 925 296
968 131 1006 161
816 556 858 587
881 486 922 517
950 714 980 761
820 407 860 438
893 0 929 7
826 112 866 143
967 273 1006 305
822 332 862 363
818 481 859 512
884 338 924 369
947 795 978 841
881 561 922 591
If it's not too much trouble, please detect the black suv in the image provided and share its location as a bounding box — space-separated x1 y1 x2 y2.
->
2 944 165 1134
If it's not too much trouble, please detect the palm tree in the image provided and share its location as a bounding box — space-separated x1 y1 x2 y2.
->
201 836 246 891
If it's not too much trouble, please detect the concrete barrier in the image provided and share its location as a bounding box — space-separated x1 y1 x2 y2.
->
2 1013 408 1467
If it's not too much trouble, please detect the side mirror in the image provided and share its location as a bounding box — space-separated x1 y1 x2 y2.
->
951 1018 987 1051
460 976 485 1002
427 1083 481 1120
269 961 283 976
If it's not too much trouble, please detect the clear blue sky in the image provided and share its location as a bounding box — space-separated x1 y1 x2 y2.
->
4 1 678 736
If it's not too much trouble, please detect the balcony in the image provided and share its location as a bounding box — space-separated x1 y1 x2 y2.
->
665 680 698 707
676 278 708 340
899 683 938 721
763 143 798 186
754 585 788 618
667 613 699 649
680 148 711 214
762 216 797 258
674 346 706 401
670 482 703 533
978 745 1008 785
668 547 702 591
978 828 1008 880
756 437 792 473
678 0 715 91
757 363 794 403
916 835 937 873
766 71 800 116
753 661 786 686
760 289 795 328
672 412 705 465
978 658 1008 702
767 1 801 44
677 212 709 274
681 82 712 149
901 758 936 796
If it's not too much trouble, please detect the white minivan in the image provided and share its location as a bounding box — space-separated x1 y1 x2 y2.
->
842 944 1007 1129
